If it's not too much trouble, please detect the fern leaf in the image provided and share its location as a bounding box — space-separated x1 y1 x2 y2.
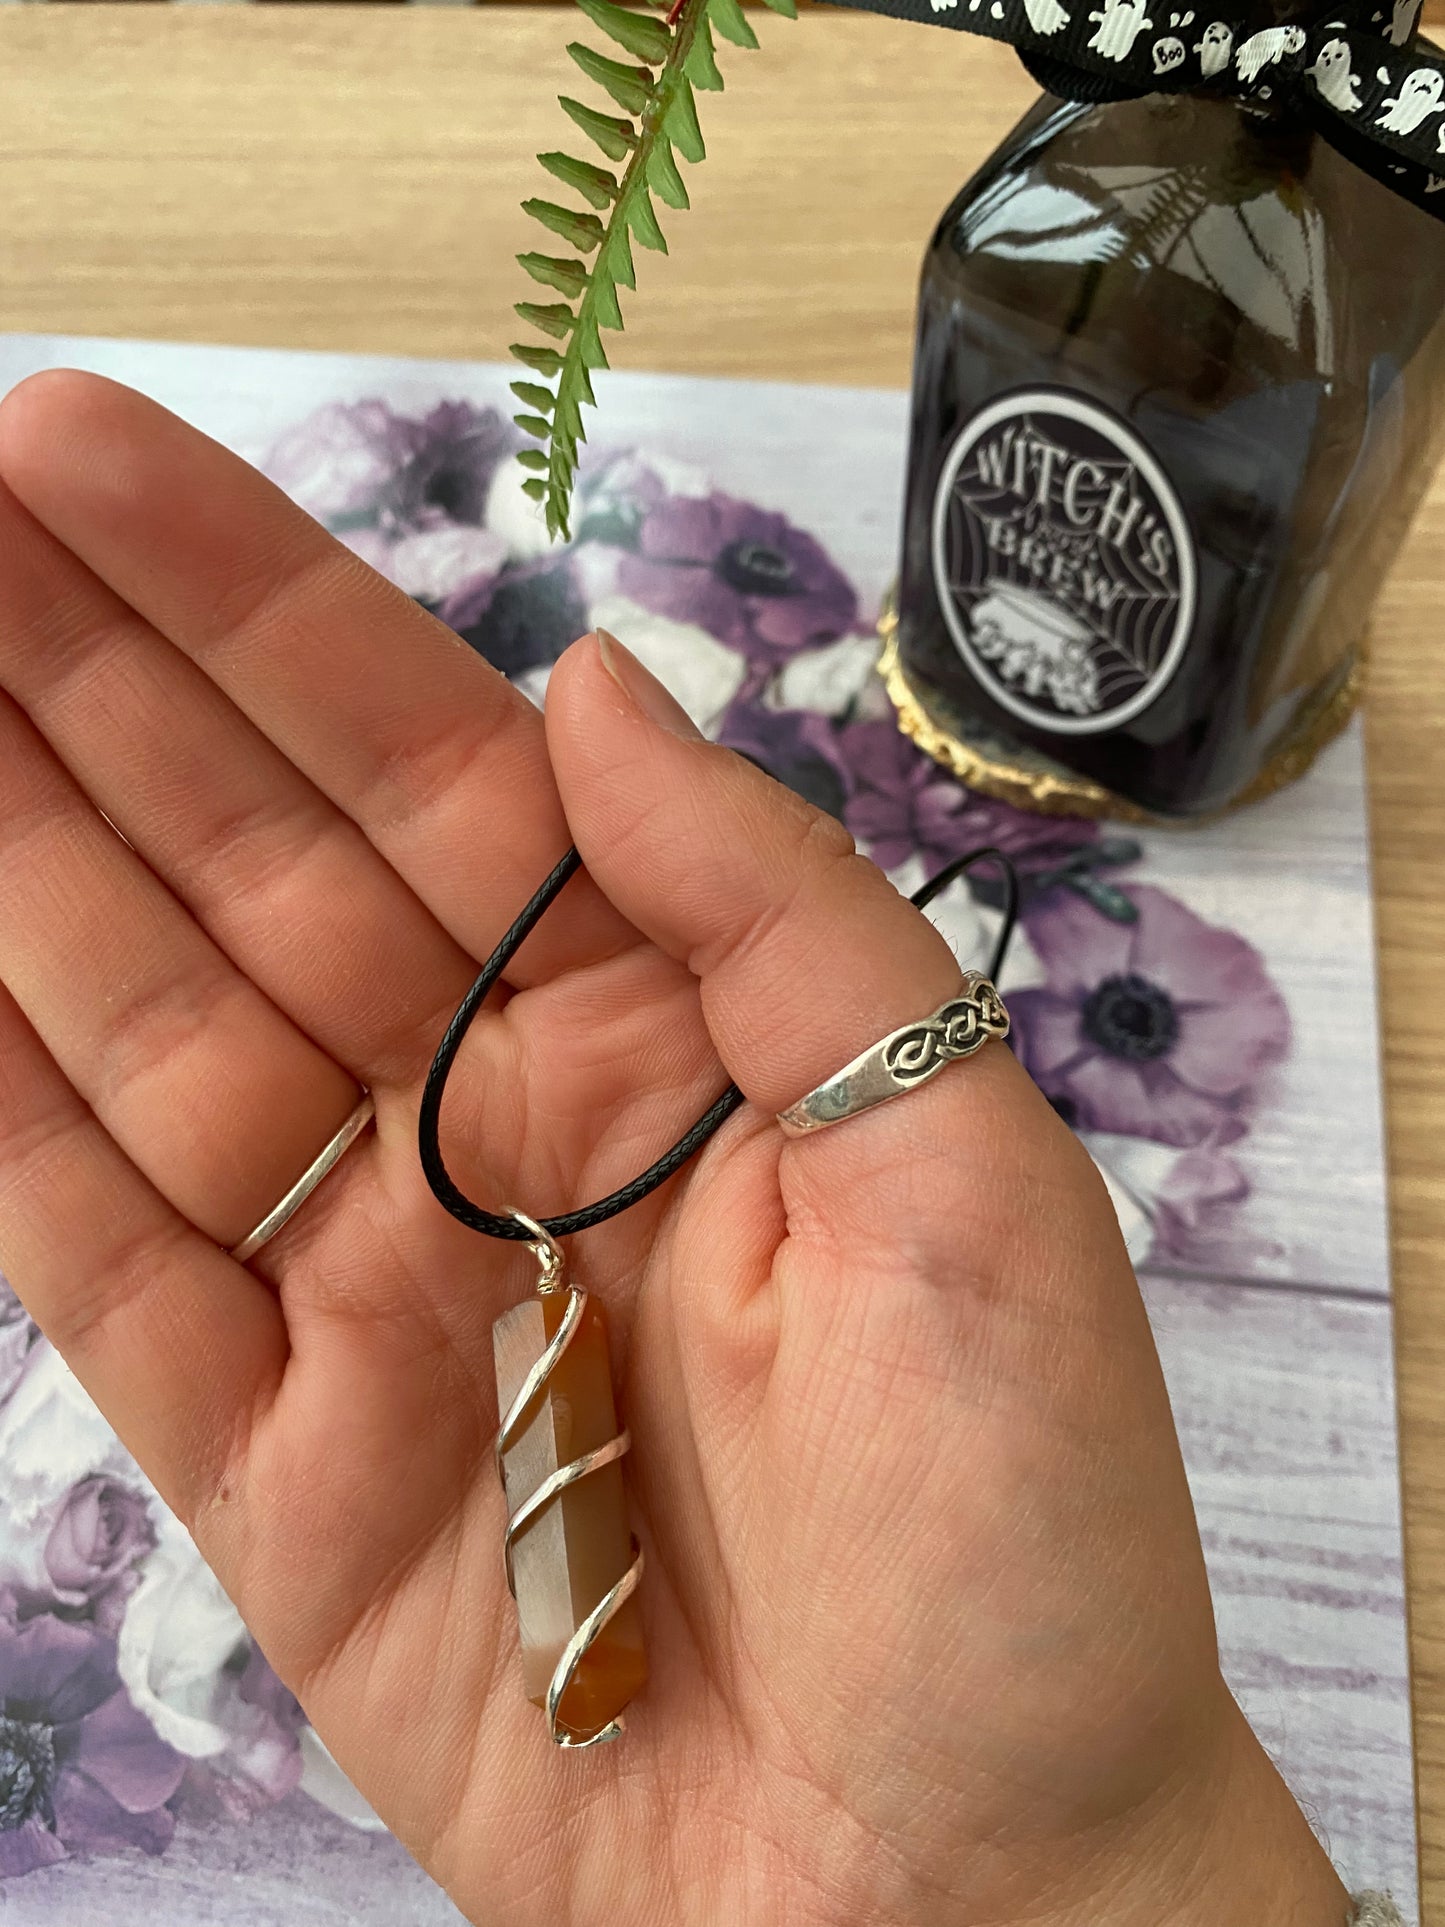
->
709 0 760 50
522 199 605 253
555 391 586 446
684 19 725 91
509 342 565 376
514 0 790 540
538 151 618 209
510 381 557 414
517 253 589 299
576 313 609 370
664 80 706 164
608 222 637 292
592 275 626 331
573 0 673 66
628 190 669 255
567 42 652 116
558 95 637 162
647 138 690 211
513 301 575 340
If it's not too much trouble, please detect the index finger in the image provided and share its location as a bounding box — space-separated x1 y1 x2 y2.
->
0 369 631 985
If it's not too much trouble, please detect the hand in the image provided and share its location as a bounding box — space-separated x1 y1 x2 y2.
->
0 371 1348 1927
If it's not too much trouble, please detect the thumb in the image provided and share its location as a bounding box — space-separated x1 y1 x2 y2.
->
544 631 1081 1244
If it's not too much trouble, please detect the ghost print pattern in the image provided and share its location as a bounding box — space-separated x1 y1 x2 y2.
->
1194 20 1232 74
1023 0 1071 36
1377 65 1445 132
872 0 1445 219
1150 12 1191 77
1234 25 1305 84
1308 37 1364 110
1088 0 1154 60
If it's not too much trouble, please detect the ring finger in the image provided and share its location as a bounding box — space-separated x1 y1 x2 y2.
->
0 688 359 1249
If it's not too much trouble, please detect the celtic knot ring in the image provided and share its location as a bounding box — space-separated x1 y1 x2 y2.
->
776 973 1010 1137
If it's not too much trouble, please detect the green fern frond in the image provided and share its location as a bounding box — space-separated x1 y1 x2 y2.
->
567 43 653 116
709 0 760 49
511 0 791 541
537 152 619 209
557 96 638 161
517 253 589 299
574 0 673 65
684 17 725 91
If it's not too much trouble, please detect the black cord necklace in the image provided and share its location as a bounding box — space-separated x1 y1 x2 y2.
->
418 843 1019 1242
417 838 1018 1750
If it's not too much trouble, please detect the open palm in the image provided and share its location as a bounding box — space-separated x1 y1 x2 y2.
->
0 372 1342 1927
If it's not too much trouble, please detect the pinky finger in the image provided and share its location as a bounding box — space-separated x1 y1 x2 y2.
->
0 983 288 1530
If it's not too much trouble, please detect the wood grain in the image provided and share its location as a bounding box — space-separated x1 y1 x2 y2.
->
1144 1275 1417 1907
1 5 1443 1916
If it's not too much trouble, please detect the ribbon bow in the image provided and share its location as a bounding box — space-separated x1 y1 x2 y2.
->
831 0 1445 216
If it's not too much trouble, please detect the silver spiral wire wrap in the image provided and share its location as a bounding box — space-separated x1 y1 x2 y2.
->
495 1211 644 1748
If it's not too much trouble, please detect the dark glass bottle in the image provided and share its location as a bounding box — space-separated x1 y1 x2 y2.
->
894 89 1445 818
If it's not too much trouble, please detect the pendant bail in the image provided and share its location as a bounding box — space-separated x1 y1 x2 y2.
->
508 1206 567 1295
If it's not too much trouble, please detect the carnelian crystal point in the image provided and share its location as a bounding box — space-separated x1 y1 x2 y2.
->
493 1293 646 1739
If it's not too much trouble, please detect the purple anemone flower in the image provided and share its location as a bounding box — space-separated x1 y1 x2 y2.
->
835 717 1098 878
435 555 589 680
385 400 516 531
261 399 430 526
0 1608 184 1877
718 701 851 822
262 398 516 605
615 488 858 665
263 397 513 532
1011 885 1290 1147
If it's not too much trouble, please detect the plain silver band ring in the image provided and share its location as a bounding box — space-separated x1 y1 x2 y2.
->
229 1092 376 1263
775 974 1009 1138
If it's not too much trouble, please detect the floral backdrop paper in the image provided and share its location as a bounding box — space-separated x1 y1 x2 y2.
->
0 333 1415 1923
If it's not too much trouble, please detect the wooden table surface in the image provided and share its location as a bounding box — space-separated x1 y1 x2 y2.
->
2 3 1443 1914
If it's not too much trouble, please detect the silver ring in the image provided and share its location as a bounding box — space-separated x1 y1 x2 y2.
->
229 1092 376 1262
776 974 1009 1137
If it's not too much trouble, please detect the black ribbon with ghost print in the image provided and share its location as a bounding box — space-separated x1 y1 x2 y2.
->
828 0 1445 218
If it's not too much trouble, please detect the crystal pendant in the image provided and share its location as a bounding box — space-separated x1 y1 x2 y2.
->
492 1226 646 1747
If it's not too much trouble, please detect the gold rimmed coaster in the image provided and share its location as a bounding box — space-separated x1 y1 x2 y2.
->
874 601 1364 827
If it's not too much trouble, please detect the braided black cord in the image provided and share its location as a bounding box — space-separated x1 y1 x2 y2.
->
418 843 1018 1242
911 845 1018 984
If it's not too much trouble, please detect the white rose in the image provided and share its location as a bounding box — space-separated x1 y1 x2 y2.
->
383 525 507 605
881 856 1048 1003
484 457 555 562
118 1507 250 1761
1082 1132 1163 1266
769 632 883 719
584 594 747 736
0 1339 134 1532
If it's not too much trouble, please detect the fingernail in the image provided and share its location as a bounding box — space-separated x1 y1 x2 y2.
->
596 630 703 741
